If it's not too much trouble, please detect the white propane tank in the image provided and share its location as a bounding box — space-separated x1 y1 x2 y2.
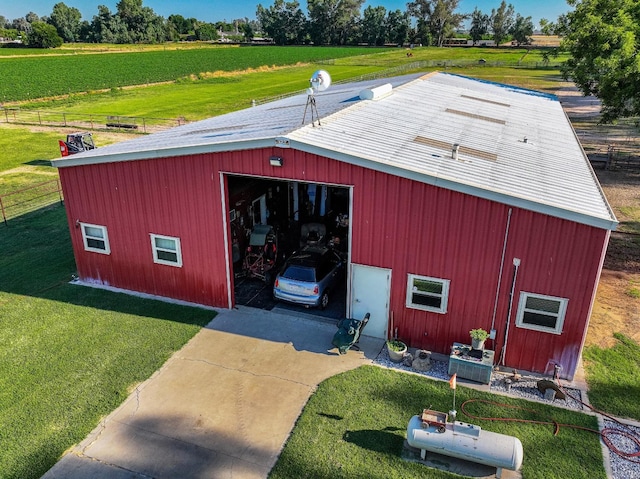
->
406 415 523 478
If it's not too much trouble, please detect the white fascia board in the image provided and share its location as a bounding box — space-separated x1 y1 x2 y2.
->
52 138 277 168
287 140 618 231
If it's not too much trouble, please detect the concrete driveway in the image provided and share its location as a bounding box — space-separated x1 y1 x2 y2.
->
42 307 383 479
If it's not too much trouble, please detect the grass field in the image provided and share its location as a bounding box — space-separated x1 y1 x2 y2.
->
0 46 391 102
269 366 606 479
0 205 215 479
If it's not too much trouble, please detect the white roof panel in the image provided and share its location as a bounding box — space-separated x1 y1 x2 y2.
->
53 72 617 230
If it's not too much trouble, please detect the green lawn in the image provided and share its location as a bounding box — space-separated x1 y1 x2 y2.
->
0 126 61 173
269 366 606 479
583 333 640 420
0 205 215 479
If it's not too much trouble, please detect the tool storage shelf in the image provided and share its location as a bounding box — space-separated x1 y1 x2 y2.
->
448 342 494 384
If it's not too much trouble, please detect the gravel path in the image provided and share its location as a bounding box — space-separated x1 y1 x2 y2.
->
373 347 640 478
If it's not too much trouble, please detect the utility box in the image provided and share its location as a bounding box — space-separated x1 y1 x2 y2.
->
448 343 494 384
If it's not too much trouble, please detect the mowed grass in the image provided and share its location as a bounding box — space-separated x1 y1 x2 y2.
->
269 366 606 479
583 333 640 420
23 63 385 120
0 205 215 479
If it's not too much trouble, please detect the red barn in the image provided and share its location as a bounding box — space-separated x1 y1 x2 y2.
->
53 72 617 380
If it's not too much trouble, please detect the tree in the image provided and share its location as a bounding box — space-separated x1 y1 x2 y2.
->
510 13 533 45
89 5 130 43
194 22 218 41
49 2 82 42
361 5 386 45
562 0 640 121
115 0 166 43
168 14 193 38
406 0 432 45
241 21 254 42
490 0 515 46
538 18 556 36
26 21 63 47
256 0 306 45
385 9 410 46
25 12 40 24
429 0 466 47
12 17 32 33
307 0 363 45
469 7 489 45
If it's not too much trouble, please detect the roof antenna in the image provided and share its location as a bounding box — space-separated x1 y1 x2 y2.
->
303 70 331 127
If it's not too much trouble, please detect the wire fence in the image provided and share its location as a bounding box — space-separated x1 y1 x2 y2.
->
0 179 63 226
0 108 186 134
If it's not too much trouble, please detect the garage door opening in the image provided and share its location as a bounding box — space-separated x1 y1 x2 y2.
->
226 175 351 320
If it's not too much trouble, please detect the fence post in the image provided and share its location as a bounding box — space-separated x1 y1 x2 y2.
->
143 117 146 133
56 179 64 205
38 110 42 125
0 195 6 226
4 108 8 123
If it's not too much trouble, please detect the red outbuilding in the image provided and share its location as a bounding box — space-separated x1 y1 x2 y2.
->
53 72 617 380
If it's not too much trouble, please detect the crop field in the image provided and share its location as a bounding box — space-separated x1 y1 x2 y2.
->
0 46 389 102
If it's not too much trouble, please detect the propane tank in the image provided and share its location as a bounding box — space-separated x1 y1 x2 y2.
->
406 415 523 478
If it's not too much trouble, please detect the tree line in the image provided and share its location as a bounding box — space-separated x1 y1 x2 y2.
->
0 0 547 48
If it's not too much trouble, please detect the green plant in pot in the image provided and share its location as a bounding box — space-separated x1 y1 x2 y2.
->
386 339 407 363
469 328 489 350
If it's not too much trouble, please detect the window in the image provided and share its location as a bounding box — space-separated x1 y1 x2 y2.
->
150 234 182 267
80 223 110 254
406 274 450 313
515 292 568 334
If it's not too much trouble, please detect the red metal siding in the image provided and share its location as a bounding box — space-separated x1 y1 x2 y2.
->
60 146 609 377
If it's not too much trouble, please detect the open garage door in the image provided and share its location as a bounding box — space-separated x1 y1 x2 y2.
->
225 174 351 320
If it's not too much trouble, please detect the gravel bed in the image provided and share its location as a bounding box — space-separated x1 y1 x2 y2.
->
374 347 583 410
374 347 640 479
603 419 640 479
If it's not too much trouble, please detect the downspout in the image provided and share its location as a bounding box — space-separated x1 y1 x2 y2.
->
490 208 513 338
499 257 521 367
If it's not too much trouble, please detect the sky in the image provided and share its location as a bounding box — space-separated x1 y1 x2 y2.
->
1 0 570 27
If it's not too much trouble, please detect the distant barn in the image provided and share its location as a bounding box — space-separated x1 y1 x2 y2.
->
54 72 617 380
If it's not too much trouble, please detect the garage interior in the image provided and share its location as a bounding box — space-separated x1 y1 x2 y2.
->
227 175 350 320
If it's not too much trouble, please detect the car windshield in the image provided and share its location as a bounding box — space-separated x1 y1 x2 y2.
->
282 265 316 282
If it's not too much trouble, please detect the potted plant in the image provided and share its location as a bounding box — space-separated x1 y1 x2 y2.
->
469 328 489 350
386 339 407 363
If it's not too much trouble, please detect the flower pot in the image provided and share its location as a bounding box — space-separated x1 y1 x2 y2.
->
387 341 407 362
471 338 485 350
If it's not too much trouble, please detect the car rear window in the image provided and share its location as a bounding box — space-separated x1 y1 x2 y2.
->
282 265 316 282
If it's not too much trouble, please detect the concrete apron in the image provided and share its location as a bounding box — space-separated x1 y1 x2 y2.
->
42 306 384 479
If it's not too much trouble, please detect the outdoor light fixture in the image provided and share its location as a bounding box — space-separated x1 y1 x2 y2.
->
269 156 283 167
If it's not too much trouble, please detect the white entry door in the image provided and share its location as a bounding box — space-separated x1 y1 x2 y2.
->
350 264 391 339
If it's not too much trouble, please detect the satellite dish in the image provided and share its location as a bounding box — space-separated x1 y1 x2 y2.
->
303 70 331 127
309 70 331 93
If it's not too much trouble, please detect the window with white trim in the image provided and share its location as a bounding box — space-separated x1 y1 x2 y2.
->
515 292 568 334
150 234 182 267
80 223 110 254
406 274 450 313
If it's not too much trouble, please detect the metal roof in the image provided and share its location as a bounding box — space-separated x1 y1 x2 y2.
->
53 72 617 230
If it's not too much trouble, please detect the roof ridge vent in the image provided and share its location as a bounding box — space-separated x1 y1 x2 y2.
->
359 83 393 101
